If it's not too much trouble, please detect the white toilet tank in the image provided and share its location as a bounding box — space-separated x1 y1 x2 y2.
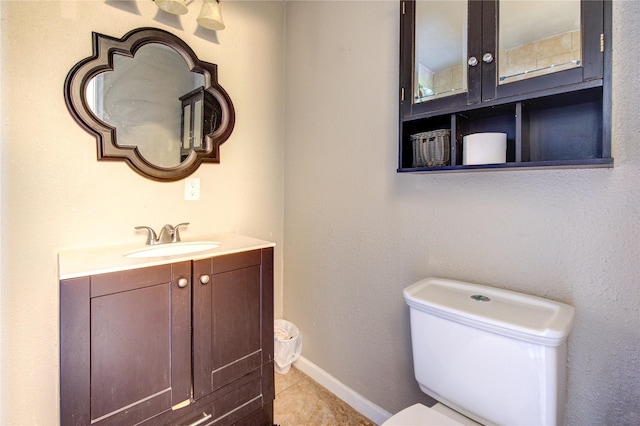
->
403 278 575 426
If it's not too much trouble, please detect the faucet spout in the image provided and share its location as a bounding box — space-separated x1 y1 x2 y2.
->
157 224 175 244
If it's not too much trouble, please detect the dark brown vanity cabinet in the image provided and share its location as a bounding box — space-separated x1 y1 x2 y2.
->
60 248 274 426
399 0 612 172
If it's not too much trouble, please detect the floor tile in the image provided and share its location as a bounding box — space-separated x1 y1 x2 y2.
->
274 366 376 426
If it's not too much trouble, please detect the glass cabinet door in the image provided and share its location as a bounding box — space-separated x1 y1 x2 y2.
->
498 0 582 85
414 1 468 103
402 0 602 115
401 0 482 117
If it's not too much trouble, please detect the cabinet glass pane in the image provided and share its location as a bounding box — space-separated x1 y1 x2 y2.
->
499 0 581 85
182 104 191 149
193 99 203 148
414 1 468 103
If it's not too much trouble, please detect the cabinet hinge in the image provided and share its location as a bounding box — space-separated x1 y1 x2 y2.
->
401 87 405 102
600 33 604 52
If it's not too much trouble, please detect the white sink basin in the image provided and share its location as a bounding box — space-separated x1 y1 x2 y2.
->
124 241 220 258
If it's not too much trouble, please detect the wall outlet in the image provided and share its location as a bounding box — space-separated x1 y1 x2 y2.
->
184 178 200 201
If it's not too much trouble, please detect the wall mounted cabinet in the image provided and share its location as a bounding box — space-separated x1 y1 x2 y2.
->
399 0 612 172
60 243 274 426
179 87 223 163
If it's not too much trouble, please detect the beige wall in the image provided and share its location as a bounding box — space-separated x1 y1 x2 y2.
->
2 1 639 425
0 1 284 423
284 1 640 425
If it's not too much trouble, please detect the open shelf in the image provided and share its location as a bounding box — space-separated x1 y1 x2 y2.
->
398 87 612 173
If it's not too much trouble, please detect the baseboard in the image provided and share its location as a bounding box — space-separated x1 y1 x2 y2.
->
293 356 392 425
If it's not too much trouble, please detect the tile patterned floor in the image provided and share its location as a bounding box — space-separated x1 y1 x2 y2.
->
274 366 376 426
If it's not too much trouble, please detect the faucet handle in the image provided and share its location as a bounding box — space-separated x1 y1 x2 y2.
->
135 226 158 245
173 222 190 242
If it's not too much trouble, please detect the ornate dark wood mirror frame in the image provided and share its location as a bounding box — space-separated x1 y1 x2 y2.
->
64 27 235 181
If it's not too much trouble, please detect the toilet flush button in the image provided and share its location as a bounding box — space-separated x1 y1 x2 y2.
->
471 295 491 302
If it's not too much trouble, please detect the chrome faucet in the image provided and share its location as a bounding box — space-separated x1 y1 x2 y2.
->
157 224 175 244
135 222 189 245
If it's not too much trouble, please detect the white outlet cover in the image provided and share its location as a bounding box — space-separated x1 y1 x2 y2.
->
184 177 200 201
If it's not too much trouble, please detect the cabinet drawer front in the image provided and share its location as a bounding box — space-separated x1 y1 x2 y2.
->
175 370 263 426
211 377 262 425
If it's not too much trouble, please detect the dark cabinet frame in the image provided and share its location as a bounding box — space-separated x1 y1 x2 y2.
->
399 0 612 172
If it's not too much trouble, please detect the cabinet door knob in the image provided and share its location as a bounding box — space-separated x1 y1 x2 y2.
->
467 56 479 67
177 278 188 288
200 274 210 285
482 52 494 63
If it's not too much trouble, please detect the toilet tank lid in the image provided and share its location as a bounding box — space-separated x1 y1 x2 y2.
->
403 278 576 346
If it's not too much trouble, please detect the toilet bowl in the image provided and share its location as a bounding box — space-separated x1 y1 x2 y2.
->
382 403 479 426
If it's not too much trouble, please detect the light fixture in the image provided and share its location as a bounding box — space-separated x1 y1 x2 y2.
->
197 0 225 31
153 0 225 31
154 0 188 15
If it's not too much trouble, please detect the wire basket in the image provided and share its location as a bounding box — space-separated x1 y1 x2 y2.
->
410 129 450 167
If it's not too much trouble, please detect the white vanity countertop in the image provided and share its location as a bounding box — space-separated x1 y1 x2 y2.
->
58 233 275 280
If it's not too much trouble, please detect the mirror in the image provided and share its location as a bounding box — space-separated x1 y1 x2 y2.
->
498 0 581 84
414 1 468 103
65 28 235 181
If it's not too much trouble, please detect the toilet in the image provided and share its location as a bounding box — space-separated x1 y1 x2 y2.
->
383 277 576 426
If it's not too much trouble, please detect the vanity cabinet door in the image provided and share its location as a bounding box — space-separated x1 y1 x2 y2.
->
193 250 264 398
60 262 192 426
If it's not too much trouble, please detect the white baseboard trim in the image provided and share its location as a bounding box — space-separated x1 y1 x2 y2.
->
293 356 393 425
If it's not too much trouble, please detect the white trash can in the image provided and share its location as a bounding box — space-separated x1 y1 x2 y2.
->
274 319 302 374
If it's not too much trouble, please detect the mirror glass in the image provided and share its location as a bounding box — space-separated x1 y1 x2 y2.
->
87 43 221 168
499 0 581 85
414 1 468 103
